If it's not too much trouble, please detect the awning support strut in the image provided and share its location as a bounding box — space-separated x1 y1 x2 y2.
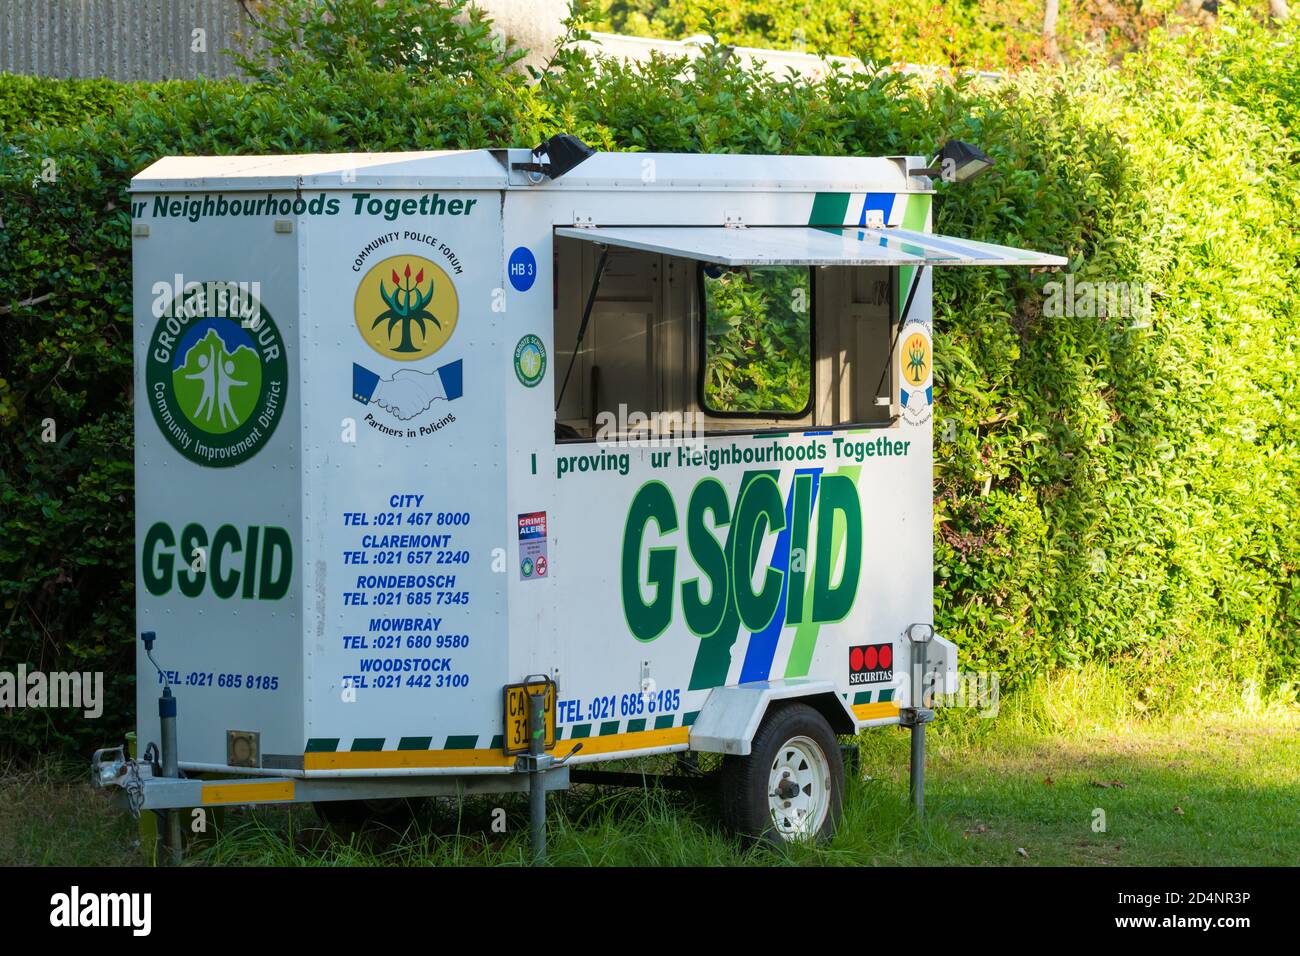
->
555 246 609 413
874 266 926 401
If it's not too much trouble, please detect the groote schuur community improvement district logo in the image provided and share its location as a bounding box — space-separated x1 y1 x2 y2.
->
354 255 458 361
146 289 288 468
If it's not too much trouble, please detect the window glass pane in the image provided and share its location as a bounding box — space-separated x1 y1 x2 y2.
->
701 266 812 415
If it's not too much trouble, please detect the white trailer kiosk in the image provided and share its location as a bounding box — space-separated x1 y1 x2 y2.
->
94 139 1063 854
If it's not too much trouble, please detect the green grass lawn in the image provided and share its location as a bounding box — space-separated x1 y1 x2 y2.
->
4 695 1296 867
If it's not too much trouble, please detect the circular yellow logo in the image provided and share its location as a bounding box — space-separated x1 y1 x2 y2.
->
901 330 932 387
354 255 458 361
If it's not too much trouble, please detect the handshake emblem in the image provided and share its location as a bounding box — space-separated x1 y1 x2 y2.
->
352 359 463 421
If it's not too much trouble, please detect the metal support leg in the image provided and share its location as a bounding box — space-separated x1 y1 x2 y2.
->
527 689 547 863
158 687 182 865
904 624 935 821
909 719 926 817
512 676 577 864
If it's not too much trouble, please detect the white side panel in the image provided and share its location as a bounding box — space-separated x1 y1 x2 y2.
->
298 191 508 769
506 185 936 759
132 198 304 768
501 190 563 705
543 429 932 737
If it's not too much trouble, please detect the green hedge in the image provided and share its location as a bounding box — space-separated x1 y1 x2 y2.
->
0 73 147 134
1 1 1297 755
591 0 1187 70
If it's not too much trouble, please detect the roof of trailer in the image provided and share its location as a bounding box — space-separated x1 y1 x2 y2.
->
130 149 920 193
131 150 510 192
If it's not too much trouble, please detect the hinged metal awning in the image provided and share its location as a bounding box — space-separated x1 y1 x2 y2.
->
554 225 1066 268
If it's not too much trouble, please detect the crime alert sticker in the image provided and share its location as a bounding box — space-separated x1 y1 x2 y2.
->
518 511 548 580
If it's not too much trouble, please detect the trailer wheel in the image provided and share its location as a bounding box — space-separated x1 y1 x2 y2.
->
720 703 843 845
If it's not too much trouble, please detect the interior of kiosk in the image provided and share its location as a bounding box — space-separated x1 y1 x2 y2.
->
551 223 1051 440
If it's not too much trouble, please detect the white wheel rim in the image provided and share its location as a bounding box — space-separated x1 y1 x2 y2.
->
767 735 831 840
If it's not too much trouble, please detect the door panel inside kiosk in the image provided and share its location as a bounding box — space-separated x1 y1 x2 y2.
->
554 235 897 440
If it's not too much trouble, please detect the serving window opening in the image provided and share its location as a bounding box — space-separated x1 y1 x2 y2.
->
553 234 899 443
699 265 814 419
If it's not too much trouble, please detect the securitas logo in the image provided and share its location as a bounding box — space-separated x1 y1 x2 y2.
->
146 280 287 468
849 643 893 685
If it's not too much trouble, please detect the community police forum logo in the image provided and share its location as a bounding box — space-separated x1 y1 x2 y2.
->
354 254 458 361
146 285 287 467
351 253 463 439
898 322 933 426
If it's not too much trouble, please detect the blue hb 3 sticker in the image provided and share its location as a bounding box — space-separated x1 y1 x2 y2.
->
508 246 537 292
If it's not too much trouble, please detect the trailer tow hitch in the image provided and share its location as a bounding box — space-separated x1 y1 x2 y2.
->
92 745 150 818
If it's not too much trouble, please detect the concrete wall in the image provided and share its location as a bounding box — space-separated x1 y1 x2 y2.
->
0 0 254 80
0 0 569 81
476 0 569 74
578 31 861 81
578 31 1002 83
0 1 989 85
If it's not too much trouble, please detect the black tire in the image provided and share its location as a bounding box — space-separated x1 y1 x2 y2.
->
719 702 844 845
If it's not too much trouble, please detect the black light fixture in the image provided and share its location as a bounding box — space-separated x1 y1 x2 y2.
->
513 133 596 181
908 139 995 184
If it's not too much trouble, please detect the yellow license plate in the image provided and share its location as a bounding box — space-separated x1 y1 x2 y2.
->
503 680 556 755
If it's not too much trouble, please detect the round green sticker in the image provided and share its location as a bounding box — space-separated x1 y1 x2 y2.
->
146 290 288 468
514 334 546 388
